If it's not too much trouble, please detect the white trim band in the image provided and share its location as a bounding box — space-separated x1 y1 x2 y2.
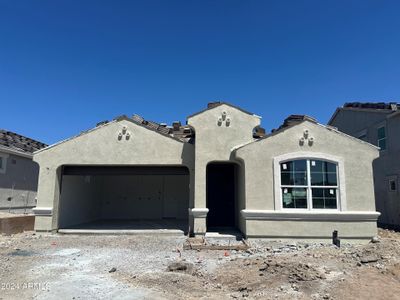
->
241 209 380 222
189 208 209 218
32 207 53 216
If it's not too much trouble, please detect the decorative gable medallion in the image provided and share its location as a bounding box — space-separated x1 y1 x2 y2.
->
217 111 231 127
117 126 131 141
299 129 314 146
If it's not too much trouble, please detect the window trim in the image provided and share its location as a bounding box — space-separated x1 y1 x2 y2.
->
274 152 346 212
0 153 9 174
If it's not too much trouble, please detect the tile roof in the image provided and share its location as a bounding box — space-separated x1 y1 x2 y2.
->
343 102 399 111
233 114 379 152
0 130 47 154
272 115 317 132
328 102 400 125
114 114 194 143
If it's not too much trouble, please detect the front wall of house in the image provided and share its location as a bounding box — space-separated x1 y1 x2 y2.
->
246 220 377 242
235 121 380 240
33 107 381 241
34 120 194 231
187 104 260 233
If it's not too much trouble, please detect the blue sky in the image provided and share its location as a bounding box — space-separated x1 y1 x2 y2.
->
1 1 399 144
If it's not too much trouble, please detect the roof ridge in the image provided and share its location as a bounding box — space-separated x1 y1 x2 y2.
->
343 102 399 111
187 101 259 119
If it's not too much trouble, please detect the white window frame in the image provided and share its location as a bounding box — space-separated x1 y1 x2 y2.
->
377 125 387 151
274 152 346 212
0 153 9 174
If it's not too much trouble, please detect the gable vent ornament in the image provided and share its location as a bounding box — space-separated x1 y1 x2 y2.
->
117 126 131 141
299 129 314 146
217 111 231 127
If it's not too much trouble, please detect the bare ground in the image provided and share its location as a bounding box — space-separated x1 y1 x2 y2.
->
1 229 400 299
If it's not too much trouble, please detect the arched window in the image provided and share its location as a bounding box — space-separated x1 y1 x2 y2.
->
280 159 338 210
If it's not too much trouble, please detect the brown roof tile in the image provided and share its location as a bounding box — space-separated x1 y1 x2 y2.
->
0 130 47 154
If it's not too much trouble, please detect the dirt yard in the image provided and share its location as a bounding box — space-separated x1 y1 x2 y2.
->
1 229 400 299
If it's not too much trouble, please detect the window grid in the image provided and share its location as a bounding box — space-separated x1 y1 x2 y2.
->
281 159 339 210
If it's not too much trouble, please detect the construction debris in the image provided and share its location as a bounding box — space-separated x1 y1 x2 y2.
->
2 229 400 299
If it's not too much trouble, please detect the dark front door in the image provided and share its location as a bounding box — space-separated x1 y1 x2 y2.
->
206 163 236 228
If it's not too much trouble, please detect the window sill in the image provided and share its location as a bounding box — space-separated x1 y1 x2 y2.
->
241 210 380 222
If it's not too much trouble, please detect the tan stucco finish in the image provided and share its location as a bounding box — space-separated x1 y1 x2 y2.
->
34 120 194 231
33 105 380 241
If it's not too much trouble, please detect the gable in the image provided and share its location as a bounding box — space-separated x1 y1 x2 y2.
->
187 102 257 120
34 120 193 168
235 120 379 156
187 103 261 161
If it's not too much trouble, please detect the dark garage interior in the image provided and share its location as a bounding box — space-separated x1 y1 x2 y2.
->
58 166 190 232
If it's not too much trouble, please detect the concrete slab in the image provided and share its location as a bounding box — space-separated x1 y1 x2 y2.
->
58 219 188 235
58 229 185 235
205 227 244 241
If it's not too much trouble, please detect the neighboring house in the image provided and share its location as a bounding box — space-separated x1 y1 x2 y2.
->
33 102 380 242
0 130 47 213
328 102 400 229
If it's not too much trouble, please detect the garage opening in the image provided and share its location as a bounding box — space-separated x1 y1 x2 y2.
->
58 166 189 233
206 162 238 230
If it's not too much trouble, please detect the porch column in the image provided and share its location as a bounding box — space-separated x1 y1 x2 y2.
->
191 163 208 235
33 166 61 232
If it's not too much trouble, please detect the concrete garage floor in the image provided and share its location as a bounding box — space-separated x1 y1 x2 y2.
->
58 219 188 235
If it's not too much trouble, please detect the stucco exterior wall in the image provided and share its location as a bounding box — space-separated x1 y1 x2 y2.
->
33 119 194 231
33 104 381 240
235 121 380 240
246 220 377 242
0 151 39 212
187 104 260 233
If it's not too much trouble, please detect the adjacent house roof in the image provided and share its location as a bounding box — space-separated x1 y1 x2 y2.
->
328 101 399 125
343 102 399 110
0 130 47 156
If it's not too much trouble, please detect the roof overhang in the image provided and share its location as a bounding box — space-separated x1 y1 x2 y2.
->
0 145 33 159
